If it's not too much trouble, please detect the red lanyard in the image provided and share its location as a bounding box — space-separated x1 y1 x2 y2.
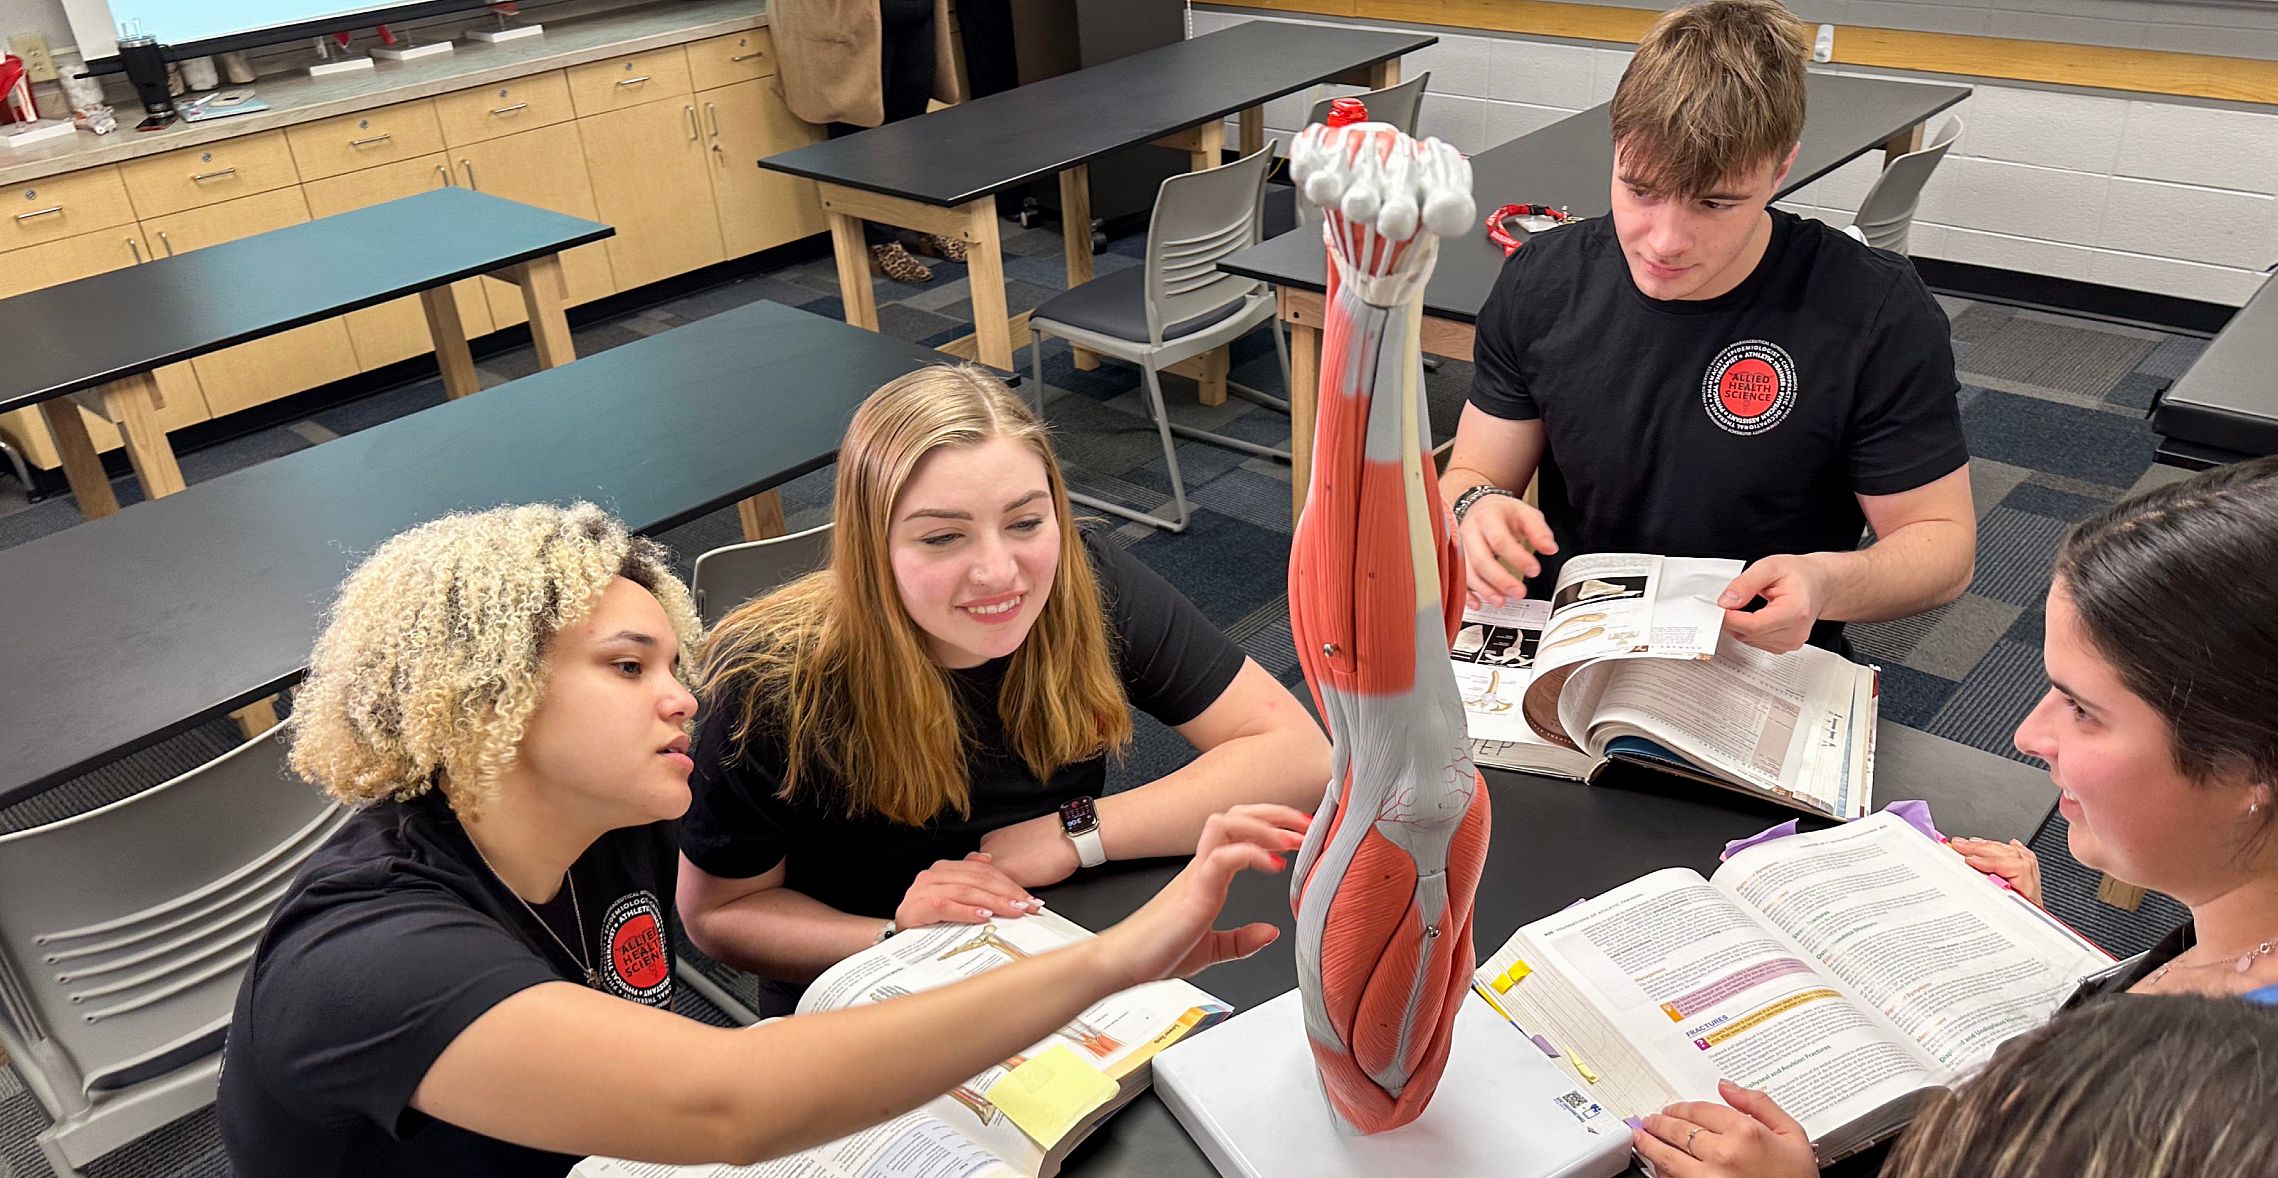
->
1485 204 1571 255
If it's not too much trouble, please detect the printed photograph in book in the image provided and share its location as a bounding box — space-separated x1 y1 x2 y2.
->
576 912 1228 1178
1450 597 1597 778
1501 553 1879 819
1471 813 2112 1165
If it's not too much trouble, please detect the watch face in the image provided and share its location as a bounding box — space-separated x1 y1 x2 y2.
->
1060 795 1097 835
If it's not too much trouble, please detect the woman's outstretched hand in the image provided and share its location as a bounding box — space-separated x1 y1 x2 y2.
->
1092 804 1311 989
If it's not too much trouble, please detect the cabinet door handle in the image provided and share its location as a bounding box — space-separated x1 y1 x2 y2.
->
190 167 238 182
348 132 393 147
158 230 174 256
490 101 529 116
462 160 477 190
128 236 144 264
730 51 763 62
437 164 452 188
616 74 652 87
12 205 63 221
706 102 719 137
685 104 700 141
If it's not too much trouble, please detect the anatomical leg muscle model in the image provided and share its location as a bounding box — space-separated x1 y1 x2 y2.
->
1285 120 1492 1134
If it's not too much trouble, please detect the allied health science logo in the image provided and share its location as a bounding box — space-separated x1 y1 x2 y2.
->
1700 339 1797 436
599 890 673 1007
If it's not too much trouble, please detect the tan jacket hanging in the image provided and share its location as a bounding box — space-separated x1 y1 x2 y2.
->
771 0 961 128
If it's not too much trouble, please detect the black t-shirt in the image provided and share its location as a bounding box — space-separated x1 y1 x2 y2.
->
681 527 1247 917
1469 209 1968 648
219 790 679 1178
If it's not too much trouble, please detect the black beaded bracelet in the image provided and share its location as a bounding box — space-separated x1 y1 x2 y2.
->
1451 484 1516 526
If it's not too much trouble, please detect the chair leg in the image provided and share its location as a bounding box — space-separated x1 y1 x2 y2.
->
1028 327 1049 415
1140 366 1192 531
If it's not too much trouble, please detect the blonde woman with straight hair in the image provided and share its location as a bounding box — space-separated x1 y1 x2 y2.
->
219 501 1308 1176
680 365 1330 1002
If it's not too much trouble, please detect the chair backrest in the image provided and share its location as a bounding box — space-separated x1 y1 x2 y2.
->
1143 142 1279 345
1851 116 1963 254
0 726 345 1116
1299 73 1432 231
691 522 835 627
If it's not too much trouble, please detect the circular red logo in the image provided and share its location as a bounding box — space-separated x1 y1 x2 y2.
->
599 892 673 1006
1700 340 1798 436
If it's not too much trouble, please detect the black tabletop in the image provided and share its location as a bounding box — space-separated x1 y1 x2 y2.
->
0 187 612 415
757 21 1435 207
2151 274 2278 466
0 301 949 807
1041 721 2054 1177
1220 72 1970 324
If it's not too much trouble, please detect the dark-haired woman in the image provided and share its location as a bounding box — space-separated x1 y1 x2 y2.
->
1630 455 2278 1177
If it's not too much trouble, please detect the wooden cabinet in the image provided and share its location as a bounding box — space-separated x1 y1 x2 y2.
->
140 188 358 417
303 154 497 372
579 100 725 290
286 99 447 182
688 29 779 92
566 47 694 118
0 228 210 468
117 130 301 219
434 71 575 146
700 78 828 258
2 166 137 253
452 120 617 327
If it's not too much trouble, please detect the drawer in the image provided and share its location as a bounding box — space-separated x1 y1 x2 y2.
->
436 70 575 146
117 131 300 219
688 28 777 92
567 47 693 118
285 99 446 182
0 166 136 254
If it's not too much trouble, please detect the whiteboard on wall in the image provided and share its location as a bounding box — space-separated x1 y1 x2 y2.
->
63 0 491 62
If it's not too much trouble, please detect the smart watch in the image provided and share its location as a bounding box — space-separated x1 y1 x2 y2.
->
1059 795 1106 869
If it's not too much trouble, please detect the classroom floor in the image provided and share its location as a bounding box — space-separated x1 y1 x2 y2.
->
0 214 2203 1177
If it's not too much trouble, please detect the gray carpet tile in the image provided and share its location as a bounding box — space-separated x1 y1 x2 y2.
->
1897 593 2024 683
2135 333 2210 382
1966 506 2071 609
1962 314 2157 398
1962 386 2155 489
1925 636 2049 764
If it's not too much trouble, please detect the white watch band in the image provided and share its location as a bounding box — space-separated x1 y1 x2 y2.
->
1069 825 1106 869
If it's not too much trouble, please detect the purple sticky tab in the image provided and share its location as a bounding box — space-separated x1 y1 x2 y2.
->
1624 1116 1646 1132
1721 819 1800 861
1531 1033 1560 1057
1884 798 1943 842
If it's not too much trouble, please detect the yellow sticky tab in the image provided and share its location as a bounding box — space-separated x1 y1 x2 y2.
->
988 1044 1119 1148
1566 1045 1600 1084
1494 960 1532 992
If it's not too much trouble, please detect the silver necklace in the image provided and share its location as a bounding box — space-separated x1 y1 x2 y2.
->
468 836 599 989
2145 936 2277 988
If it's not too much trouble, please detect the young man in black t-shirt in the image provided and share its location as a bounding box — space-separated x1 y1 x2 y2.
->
1441 0 1974 654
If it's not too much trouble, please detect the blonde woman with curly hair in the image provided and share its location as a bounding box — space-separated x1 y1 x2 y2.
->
680 365 1330 1005
217 501 1309 1176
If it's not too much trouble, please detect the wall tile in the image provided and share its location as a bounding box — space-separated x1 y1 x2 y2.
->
2141 22 2278 60
1914 156 2110 246
1796 154 1888 212
1484 100 1574 148
1408 33 1496 99
1485 38 1600 109
2088 250 2268 305
1983 11 2140 48
1994 0 2152 19
2115 101 2278 195
1957 84 2127 173
1590 49 1633 106
1416 93 1492 156
2099 177 2276 268
1919 225 2100 279
1841 1 1994 35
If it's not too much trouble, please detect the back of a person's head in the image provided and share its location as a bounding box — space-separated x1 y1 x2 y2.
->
2055 454 2278 788
1610 0 1809 197
1884 995 2278 1178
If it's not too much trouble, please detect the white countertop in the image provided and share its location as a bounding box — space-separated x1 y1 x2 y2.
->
0 0 769 187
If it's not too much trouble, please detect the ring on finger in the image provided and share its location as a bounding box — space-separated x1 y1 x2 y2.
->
1684 1126 1702 1156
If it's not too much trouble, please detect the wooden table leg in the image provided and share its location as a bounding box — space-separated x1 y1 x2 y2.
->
961 196 1016 371
1058 165 1100 372
1289 318 1320 524
826 207 880 332
1195 346 1229 407
231 696 281 740
1239 106 1265 158
1368 57 1403 89
420 285 483 399
1189 119 1227 172
512 254 577 369
737 489 786 541
97 372 187 502
36 399 120 519
1883 121 1926 165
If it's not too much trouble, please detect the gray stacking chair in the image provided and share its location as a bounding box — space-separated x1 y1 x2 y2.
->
1025 142 1290 533
0 726 346 1176
689 522 835 628
1849 116 1963 255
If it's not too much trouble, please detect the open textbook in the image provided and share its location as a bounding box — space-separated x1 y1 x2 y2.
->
1454 552 1879 820
1473 813 2112 1163
576 912 1228 1178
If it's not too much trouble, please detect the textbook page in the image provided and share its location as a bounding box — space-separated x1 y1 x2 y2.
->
1714 813 2110 1072
1481 868 1941 1145
574 1110 1020 1178
1531 554 1737 677
1452 598 1598 776
1565 634 1877 820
